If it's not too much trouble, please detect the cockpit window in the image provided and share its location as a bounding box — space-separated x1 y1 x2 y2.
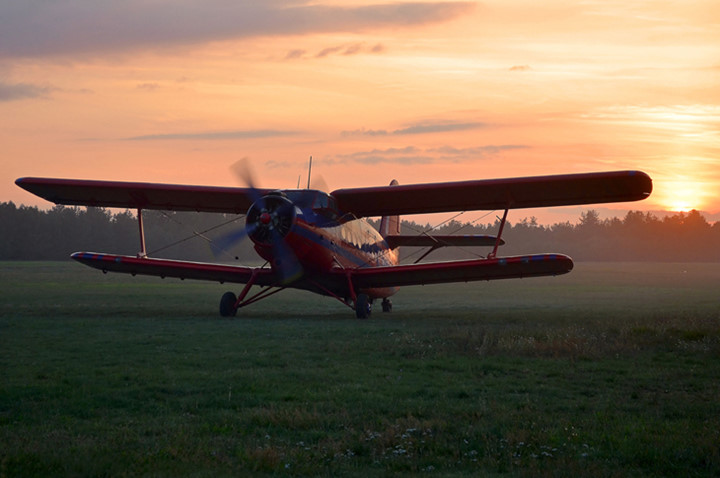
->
313 192 338 220
313 193 329 209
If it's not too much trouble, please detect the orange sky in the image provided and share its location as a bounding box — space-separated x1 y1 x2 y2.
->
2 1 719 224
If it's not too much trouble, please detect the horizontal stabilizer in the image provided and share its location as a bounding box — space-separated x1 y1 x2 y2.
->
347 254 573 289
385 234 503 249
71 252 277 285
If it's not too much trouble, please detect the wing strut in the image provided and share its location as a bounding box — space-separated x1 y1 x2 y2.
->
414 239 441 264
345 271 357 303
232 270 286 310
234 269 260 308
137 208 147 258
488 208 509 260
306 277 356 311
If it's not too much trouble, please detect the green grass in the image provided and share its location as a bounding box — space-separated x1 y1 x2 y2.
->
1 261 719 476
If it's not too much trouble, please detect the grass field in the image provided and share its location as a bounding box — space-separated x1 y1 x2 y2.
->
1 261 719 476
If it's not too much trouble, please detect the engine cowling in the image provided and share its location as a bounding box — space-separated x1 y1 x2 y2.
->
245 191 296 245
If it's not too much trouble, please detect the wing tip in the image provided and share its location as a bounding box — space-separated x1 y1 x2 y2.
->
14 177 34 188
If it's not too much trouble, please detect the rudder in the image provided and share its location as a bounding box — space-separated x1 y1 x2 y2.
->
379 179 400 238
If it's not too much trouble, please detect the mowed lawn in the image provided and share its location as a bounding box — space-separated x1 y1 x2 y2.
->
1 261 719 476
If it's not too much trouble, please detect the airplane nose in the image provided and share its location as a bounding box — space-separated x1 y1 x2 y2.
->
246 192 296 245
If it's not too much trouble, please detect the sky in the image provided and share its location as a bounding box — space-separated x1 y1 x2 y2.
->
2 0 719 225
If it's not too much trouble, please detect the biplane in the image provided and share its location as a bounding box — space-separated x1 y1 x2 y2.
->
16 169 652 318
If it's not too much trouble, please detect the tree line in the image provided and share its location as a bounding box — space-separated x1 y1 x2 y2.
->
2 202 719 262
394 209 720 262
0 202 254 262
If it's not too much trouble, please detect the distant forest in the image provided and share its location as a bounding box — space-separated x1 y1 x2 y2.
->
2 201 719 262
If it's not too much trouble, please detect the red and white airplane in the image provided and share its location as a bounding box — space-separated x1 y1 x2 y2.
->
16 169 651 318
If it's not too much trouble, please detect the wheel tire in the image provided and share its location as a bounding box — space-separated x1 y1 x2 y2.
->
381 298 392 313
219 291 238 317
355 293 371 319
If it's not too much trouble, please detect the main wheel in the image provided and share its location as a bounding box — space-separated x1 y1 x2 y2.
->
219 291 238 317
355 293 371 319
381 298 392 313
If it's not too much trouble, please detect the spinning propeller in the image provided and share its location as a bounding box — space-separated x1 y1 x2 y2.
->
213 158 303 284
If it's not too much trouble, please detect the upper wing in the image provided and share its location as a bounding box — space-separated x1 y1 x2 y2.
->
331 170 652 218
15 177 271 214
347 254 573 289
72 252 279 285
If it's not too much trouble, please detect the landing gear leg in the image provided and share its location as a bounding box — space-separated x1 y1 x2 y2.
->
220 291 238 317
219 270 261 317
355 293 372 319
381 298 392 313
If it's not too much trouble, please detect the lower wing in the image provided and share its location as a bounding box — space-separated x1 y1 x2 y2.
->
71 252 278 285
347 254 573 289
73 252 573 295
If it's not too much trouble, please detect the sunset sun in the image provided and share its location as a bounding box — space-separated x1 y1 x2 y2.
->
669 200 695 213
658 180 708 213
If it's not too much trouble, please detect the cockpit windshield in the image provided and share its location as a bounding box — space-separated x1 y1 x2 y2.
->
281 190 340 223
312 192 338 220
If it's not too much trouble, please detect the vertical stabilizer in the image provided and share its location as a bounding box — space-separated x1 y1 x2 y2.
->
379 179 400 238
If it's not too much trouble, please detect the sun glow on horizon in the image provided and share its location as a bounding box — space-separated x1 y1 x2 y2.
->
655 179 710 213
669 203 695 213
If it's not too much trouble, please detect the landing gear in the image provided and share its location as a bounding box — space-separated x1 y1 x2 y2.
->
381 298 392 313
219 291 238 317
355 293 372 319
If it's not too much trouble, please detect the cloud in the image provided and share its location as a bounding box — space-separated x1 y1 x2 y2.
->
0 1 475 58
341 128 389 137
0 81 50 101
335 150 436 165
124 129 300 141
136 83 160 91
509 65 531 71
429 145 528 156
328 144 527 165
316 46 345 59
342 121 487 136
285 43 385 60
393 121 487 135
342 44 363 56
285 49 306 60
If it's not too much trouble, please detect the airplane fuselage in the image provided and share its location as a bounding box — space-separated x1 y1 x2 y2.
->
248 189 399 300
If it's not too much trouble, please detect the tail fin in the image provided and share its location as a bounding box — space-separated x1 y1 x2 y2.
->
379 179 400 238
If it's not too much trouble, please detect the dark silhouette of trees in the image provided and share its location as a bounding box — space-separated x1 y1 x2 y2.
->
0 202 255 262
383 209 720 262
2 202 719 261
